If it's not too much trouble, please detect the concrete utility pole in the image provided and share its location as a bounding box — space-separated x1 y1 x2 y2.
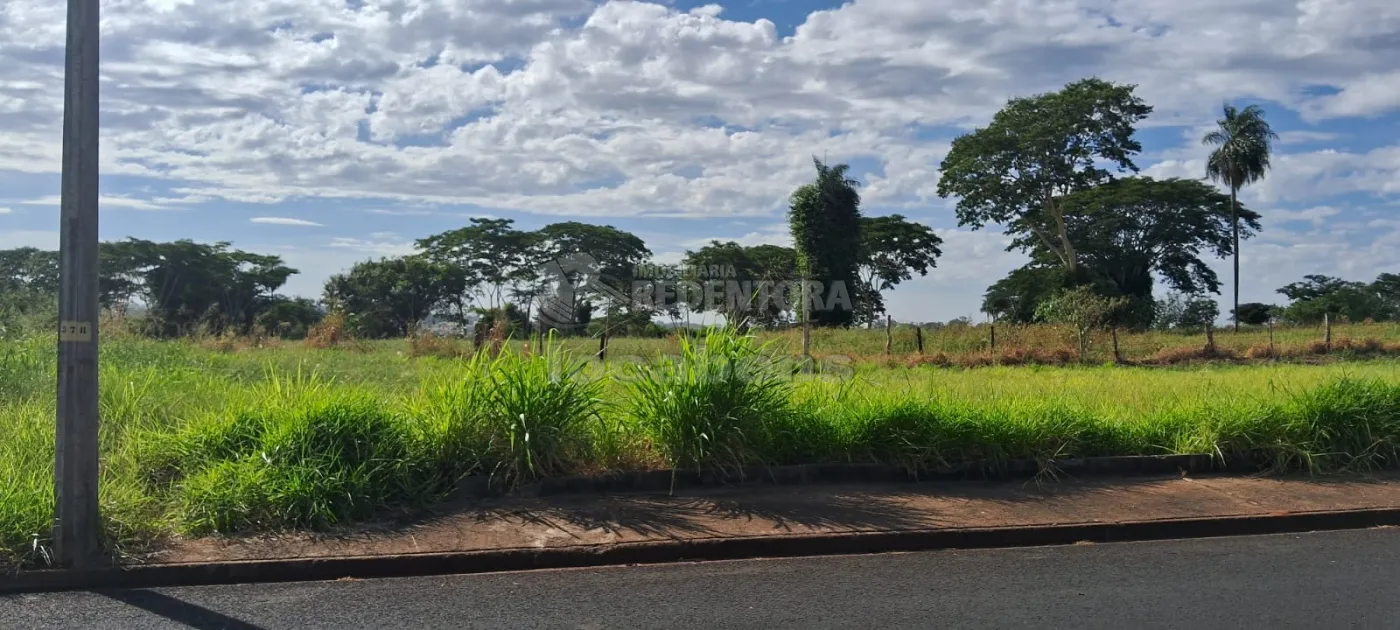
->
53 0 102 568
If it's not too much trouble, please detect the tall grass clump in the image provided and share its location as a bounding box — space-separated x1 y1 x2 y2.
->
0 399 56 567
1212 377 1400 473
626 328 797 472
143 371 442 534
409 338 604 488
816 392 1148 474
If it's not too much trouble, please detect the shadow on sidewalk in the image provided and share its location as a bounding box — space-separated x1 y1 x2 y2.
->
467 490 935 538
457 474 1161 539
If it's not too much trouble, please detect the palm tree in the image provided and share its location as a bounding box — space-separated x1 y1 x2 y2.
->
1203 104 1278 331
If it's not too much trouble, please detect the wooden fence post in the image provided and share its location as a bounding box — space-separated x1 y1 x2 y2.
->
1204 321 1216 355
801 283 812 362
597 330 608 362
884 315 893 356
915 325 924 355
1268 321 1275 359
989 323 997 354
1324 313 1333 352
1111 327 1122 364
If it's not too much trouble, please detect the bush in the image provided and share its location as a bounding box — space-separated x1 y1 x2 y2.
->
255 297 324 340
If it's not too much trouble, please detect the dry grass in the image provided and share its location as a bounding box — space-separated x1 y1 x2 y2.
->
304 311 350 349
408 332 471 359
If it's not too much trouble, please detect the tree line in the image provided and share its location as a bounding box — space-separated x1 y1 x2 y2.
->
1 78 1395 339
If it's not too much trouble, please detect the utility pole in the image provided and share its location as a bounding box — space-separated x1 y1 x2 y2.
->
54 0 102 568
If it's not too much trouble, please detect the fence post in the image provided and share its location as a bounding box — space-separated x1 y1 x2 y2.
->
801 284 812 362
1111 326 1122 364
989 323 997 354
1268 321 1275 359
915 325 924 355
1204 321 1216 355
1324 313 1333 352
597 330 608 362
884 315 893 356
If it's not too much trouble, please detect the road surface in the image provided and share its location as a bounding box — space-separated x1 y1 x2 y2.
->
5 529 1400 629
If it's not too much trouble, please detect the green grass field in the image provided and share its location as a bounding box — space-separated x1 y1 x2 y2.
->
5 327 1400 568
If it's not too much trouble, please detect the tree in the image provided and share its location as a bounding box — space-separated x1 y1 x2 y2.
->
0 247 61 337
417 217 536 311
1276 274 1394 324
1203 104 1278 331
0 247 60 294
1372 273 1400 317
1035 286 1127 358
1065 176 1257 327
856 214 942 325
110 239 298 336
982 266 1066 324
1154 293 1219 330
682 241 798 329
1232 302 1278 326
324 256 467 338
255 297 324 339
937 78 1153 273
789 157 863 327
986 177 1259 328
534 222 652 332
472 303 531 340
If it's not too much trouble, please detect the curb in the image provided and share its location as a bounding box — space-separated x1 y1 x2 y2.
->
6 506 1399 594
498 454 1268 497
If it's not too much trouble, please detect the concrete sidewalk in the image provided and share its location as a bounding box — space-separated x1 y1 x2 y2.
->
151 472 1400 565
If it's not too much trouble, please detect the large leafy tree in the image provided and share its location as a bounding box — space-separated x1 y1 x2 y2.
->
416 217 536 311
937 78 1153 273
856 214 942 324
682 241 798 329
254 297 324 339
1062 177 1257 321
986 177 1259 328
789 158 863 327
534 221 652 331
1232 302 1278 326
1203 104 1278 331
0 247 60 294
110 239 298 336
982 266 1064 323
1276 274 1396 324
323 256 467 338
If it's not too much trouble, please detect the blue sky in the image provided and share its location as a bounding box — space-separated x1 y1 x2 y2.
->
3 0 1399 323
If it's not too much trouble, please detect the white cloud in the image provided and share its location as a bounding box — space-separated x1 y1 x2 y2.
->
1 0 1398 218
328 236 418 258
2 0 1400 314
1268 206 1343 226
250 217 324 227
19 195 172 211
1278 130 1341 145
366 208 437 216
0 207 11 215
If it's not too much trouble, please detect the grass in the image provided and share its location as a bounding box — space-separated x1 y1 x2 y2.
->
436 320 1400 364
5 326 1400 568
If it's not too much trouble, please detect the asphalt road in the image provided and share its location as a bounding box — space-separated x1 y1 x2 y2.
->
5 528 1400 629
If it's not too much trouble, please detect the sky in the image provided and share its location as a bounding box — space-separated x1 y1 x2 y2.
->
2 0 1399 323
